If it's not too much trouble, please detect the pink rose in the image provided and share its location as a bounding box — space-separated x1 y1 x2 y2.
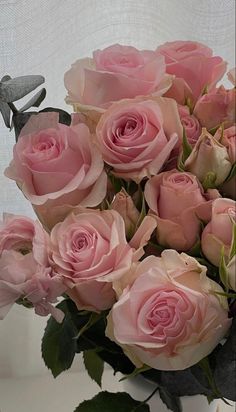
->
201 198 236 266
178 105 201 146
64 44 172 110
111 188 140 238
193 86 236 131
214 125 236 164
5 112 107 229
144 170 216 251
0 214 65 321
107 250 231 370
156 40 226 103
50 209 134 312
96 97 182 182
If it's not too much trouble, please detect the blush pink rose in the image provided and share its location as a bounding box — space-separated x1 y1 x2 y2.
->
50 209 134 312
96 97 182 182
193 86 236 131
214 125 236 164
0 214 65 321
156 40 226 103
107 250 231 370
64 44 172 110
178 105 201 146
201 198 236 266
144 170 217 251
5 112 107 229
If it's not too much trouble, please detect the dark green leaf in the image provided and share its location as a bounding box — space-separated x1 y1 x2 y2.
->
12 111 36 140
74 391 150 412
0 75 45 102
225 163 236 182
41 300 78 378
159 387 182 412
83 350 104 387
19 88 46 112
0 101 11 127
214 317 236 401
40 107 71 125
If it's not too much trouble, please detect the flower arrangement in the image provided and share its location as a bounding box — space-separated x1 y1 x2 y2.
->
0 40 235 412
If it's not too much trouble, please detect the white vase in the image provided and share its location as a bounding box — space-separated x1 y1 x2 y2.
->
123 376 220 412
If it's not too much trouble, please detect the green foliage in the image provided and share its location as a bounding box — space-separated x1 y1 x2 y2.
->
83 350 104 387
42 300 79 377
202 172 217 190
74 391 150 412
159 387 182 412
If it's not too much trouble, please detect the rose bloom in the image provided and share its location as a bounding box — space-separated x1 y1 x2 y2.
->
156 40 226 104
64 44 172 111
5 112 107 229
194 86 236 131
107 250 231 371
96 97 182 182
50 209 134 312
178 105 201 146
214 125 236 164
201 198 236 267
0 214 65 321
144 170 216 251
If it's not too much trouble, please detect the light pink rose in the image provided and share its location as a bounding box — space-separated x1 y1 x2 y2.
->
214 125 236 164
111 188 140 238
144 170 217 251
96 97 182 182
201 198 236 266
0 214 65 321
178 105 201 146
50 209 134 312
156 40 226 103
193 86 236 131
107 250 231 370
5 112 107 229
64 44 172 110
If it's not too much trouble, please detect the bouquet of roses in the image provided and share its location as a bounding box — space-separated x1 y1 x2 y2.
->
0 40 235 412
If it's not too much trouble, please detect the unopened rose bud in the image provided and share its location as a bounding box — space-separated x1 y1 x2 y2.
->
185 129 232 187
111 188 140 238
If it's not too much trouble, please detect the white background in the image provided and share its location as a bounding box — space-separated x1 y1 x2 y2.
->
0 0 235 410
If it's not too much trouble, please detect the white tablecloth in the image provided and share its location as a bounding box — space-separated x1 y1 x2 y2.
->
0 369 234 412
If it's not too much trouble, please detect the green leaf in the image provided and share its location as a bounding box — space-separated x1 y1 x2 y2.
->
41 300 78 378
159 387 182 412
0 75 45 102
229 223 236 260
74 391 150 412
19 88 46 112
83 350 104 387
119 365 151 382
202 172 217 190
75 312 101 340
225 162 236 182
219 247 229 289
181 127 193 163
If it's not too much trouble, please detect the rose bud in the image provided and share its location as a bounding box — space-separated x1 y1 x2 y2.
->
185 129 232 187
178 105 201 146
111 188 140 238
214 125 236 164
201 198 236 266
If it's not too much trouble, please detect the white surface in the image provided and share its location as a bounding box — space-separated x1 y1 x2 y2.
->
0 369 234 412
0 0 235 379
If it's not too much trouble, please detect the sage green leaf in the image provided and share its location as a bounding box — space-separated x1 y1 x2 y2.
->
83 350 104 387
19 88 46 112
74 391 150 412
0 100 11 127
0 75 45 102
